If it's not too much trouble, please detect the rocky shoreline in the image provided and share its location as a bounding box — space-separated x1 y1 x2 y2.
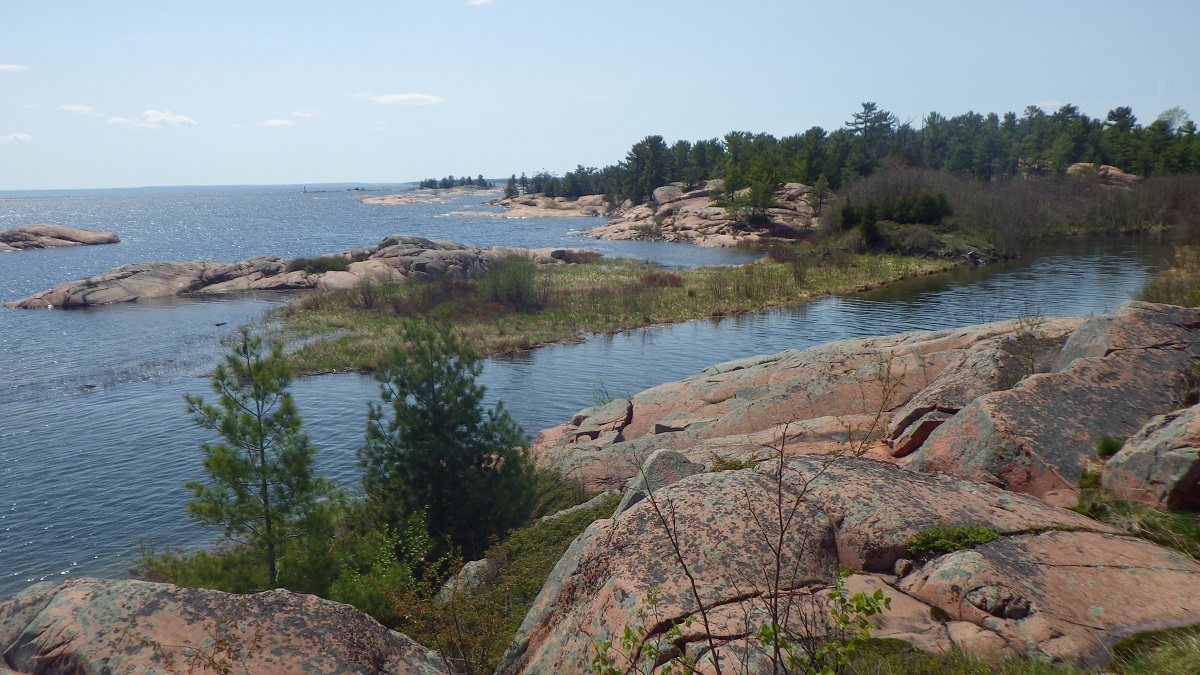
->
4 302 1200 672
511 301 1200 670
362 186 502 205
463 180 811 247
4 235 597 309
0 225 119 252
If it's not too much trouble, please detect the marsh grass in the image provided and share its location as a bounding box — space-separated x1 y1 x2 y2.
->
276 254 954 374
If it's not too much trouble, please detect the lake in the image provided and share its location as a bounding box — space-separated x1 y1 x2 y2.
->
0 184 1169 598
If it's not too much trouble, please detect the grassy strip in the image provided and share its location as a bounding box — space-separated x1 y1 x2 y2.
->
275 253 956 374
396 492 621 673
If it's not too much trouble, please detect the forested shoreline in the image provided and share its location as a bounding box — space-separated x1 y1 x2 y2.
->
503 102 1200 205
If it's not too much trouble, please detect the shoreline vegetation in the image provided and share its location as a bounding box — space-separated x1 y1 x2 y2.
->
13 101 1200 673
275 252 956 375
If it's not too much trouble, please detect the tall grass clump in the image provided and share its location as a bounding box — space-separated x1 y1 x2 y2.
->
286 256 351 274
477 255 548 311
1139 246 1200 307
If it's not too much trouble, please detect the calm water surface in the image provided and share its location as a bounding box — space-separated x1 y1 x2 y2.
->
0 185 1170 598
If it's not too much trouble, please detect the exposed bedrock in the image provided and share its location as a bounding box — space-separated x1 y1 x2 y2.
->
536 302 1200 509
497 456 1200 673
4 235 599 308
533 314 1084 493
0 577 447 674
0 225 119 251
909 302 1200 503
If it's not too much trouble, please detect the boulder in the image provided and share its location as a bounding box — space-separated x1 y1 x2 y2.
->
0 578 447 674
435 559 497 605
614 449 705 515
910 303 1200 502
497 456 1177 673
0 225 119 250
652 184 685 206
1103 404 1200 509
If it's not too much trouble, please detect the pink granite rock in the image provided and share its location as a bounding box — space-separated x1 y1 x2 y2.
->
0 578 447 674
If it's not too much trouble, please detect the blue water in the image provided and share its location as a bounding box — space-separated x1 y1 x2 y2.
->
0 185 1170 598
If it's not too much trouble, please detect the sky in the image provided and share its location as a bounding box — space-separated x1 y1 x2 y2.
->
2 0 1198 190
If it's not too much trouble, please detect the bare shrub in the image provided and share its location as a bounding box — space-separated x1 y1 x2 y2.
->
641 270 684 288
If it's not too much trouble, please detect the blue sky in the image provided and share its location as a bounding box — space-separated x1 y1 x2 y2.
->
2 0 1198 190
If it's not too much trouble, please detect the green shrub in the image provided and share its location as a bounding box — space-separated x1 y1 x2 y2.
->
1095 435 1126 459
286 256 350 274
709 453 757 471
894 225 943 256
906 524 1000 559
397 491 621 674
477 255 547 311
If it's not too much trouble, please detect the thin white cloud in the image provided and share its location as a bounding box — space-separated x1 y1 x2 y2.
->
257 118 296 127
355 92 443 105
0 64 27 72
0 133 33 143
468 0 494 5
369 121 388 132
107 109 197 129
293 111 320 118
58 104 101 117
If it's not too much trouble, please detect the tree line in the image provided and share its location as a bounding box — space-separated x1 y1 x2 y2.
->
420 175 493 189
507 102 1200 205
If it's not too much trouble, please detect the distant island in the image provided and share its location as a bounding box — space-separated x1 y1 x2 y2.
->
0 224 119 252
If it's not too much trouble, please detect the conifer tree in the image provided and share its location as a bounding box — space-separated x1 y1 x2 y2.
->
360 321 535 560
184 331 332 587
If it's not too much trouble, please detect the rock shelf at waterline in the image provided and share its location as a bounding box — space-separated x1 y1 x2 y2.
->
0 225 120 252
3 235 599 309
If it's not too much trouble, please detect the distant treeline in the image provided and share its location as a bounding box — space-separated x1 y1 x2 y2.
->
419 175 493 189
506 102 1200 204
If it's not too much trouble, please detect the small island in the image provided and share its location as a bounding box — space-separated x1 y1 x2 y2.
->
0 224 119 251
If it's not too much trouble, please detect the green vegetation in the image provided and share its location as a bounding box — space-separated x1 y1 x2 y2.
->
848 639 1083 674
277 254 953 374
520 102 1200 205
1141 244 1200 307
906 524 1001 559
404 493 620 674
182 331 334 586
285 255 351 274
708 452 758 472
1071 489 1200 558
419 174 492 189
360 321 535 560
1094 435 1126 459
846 630 1200 674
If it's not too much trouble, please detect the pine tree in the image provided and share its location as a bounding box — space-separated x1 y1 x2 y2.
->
359 321 535 559
184 331 332 587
